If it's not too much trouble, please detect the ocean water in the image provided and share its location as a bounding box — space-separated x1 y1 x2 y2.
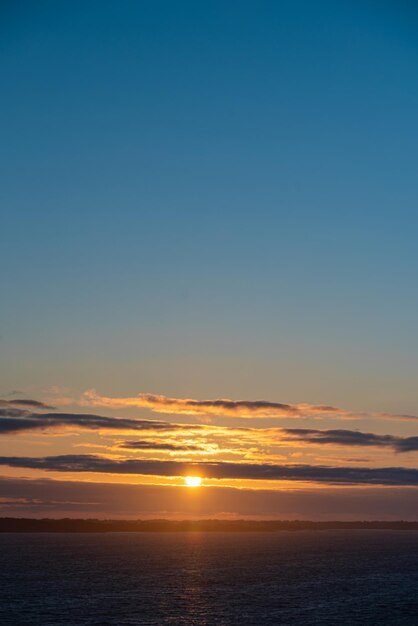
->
0 531 417 625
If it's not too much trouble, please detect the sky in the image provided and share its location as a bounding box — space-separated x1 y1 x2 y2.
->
1 0 418 519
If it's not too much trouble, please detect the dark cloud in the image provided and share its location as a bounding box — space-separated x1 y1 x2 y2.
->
396 437 418 453
9 399 54 409
0 408 31 419
283 428 418 453
0 418 52 434
0 411 203 435
119 441 203 451
39 413 200 432
0 398 53 409
0 454 417 485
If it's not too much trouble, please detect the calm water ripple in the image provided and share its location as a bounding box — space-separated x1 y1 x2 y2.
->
0 531 417 625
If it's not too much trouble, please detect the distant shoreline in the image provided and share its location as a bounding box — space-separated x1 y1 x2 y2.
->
1 519 418 533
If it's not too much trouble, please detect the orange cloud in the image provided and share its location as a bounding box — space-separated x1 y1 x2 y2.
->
77 390 418 423
80 389 349 419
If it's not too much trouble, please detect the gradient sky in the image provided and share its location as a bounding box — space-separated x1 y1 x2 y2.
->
1 1 418 519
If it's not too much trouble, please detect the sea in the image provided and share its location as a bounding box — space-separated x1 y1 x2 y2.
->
1 531 417 625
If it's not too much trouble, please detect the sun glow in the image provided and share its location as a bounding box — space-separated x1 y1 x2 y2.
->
184 476 202 487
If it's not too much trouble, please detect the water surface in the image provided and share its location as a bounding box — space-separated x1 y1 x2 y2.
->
1 531 417 625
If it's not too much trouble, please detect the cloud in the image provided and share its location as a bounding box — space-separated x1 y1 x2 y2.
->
394 437 418 453
0 398 53 410
79 390 418 422
0 407 31 419
0 454 417 485
1 400 416 459
119 440 204 452
0 410 204 435
282 428 418 453
80 389 348 419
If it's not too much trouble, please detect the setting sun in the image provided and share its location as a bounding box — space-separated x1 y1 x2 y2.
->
184 476 202 487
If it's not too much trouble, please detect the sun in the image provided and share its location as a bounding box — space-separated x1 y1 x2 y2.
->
184 476 202 487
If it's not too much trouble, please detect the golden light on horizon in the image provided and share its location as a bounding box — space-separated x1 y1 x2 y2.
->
184 476 202 487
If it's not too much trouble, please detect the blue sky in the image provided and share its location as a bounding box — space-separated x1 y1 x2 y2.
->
1 0 418 416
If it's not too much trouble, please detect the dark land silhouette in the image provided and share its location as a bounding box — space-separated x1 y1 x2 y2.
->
0 518 417 532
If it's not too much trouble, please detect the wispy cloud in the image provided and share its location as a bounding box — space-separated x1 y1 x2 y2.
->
0 398 53 410
80 389 349 419
78 389 418 422
0 454 417 485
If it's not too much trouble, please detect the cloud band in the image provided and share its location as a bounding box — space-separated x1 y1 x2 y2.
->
0 454 417 485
